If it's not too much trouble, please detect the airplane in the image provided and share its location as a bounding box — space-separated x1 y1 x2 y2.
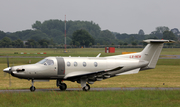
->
3 39 174 92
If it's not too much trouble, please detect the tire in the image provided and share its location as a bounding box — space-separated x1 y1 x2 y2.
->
82 84 90 91
30 86 36 92
59 83 67 91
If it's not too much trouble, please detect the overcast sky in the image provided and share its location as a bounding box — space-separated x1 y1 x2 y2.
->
0 0 180 34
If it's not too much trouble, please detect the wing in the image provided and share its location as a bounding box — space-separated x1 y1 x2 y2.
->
64 66 123 81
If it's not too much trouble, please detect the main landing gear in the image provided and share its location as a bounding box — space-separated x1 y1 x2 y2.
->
80 78 90 91
30 79 36 92
82 84 90 91
57 79 67 91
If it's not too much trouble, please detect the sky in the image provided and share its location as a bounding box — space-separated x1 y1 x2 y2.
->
0 0 180 34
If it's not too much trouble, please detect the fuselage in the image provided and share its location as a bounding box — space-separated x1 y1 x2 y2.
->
11 56 148 80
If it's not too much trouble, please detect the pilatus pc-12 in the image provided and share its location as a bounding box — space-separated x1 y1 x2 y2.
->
3 39 174 92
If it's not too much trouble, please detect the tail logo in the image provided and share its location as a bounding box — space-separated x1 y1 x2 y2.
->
129 55 141 58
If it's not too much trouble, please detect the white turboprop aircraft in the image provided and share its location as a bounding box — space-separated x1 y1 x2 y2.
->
3 39 174 92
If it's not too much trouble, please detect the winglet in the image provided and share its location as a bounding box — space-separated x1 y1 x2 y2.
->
96 53 101 58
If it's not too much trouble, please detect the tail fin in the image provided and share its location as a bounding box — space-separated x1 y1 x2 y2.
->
140 39 174 69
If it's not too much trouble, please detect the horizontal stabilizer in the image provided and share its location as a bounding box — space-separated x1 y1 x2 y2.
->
143 39 175 43
116 68 140 76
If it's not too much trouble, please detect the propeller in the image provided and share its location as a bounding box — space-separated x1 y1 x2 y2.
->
4 56 9 77
3 56 12 87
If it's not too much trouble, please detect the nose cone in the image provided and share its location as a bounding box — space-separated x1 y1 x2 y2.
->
3 67 11 74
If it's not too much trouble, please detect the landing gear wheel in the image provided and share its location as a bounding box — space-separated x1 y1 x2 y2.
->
30 86 36 92
83 84 90 91
59 83 67 91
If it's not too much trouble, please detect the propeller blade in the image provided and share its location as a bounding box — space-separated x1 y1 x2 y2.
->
9 74 11 87
4 72 7 77
9 64 13 87
6 55 12 87
7 56 9 67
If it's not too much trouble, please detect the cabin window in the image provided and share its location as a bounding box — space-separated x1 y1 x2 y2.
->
94 62 98 67
83 62 86 67
74 62 78 67
46 60 54 65
67 61 71 67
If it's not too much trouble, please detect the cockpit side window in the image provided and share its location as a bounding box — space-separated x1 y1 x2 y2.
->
46 60 54 65
37 59 54 66
37 59 48 64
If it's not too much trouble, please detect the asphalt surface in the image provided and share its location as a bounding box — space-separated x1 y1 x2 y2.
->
1 87 180 93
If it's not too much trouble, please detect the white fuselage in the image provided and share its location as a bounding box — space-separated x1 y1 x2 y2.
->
11 56 148 80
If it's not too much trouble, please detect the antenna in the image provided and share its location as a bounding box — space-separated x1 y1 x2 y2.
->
64 15 66 52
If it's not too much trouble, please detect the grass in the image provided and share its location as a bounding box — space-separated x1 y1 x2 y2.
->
0 48 180 106
1 64 180 89
0 48 180 89
0 48 180 57
0 90 180 107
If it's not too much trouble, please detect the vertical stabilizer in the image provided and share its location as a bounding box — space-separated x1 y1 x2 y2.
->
140 39 174 69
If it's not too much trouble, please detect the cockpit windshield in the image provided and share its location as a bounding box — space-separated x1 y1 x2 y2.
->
37 59 54 65
37 59 48 64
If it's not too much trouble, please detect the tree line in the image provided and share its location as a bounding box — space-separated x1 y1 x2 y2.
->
0 19 179 48
0 36 52 48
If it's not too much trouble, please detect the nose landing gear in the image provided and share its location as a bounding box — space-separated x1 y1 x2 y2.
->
30 79 36 92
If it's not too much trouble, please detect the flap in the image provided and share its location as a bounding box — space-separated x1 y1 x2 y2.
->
64 71 92 79
116 68 140 76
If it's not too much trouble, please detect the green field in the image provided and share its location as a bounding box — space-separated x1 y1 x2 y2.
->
0 48 180 57
1 90 180 107
0 48 180 89
0 48 180 106
1 64 180 89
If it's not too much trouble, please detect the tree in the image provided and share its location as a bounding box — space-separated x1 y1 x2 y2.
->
96 30 117 45
97 43 100 48
150 26 170 39
6 20 102 45
89 42 92 47
0 37 12 47
119 41 124 45
26 39 39 48
0 30 7 40
72 29 94 47
38 39 50 48
131 41 137 46
123 42 128 46
138 29 145 35
163 31 177 40
32 21 42 30
156 26 169 33
12 39 24 48
75 41 80 47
